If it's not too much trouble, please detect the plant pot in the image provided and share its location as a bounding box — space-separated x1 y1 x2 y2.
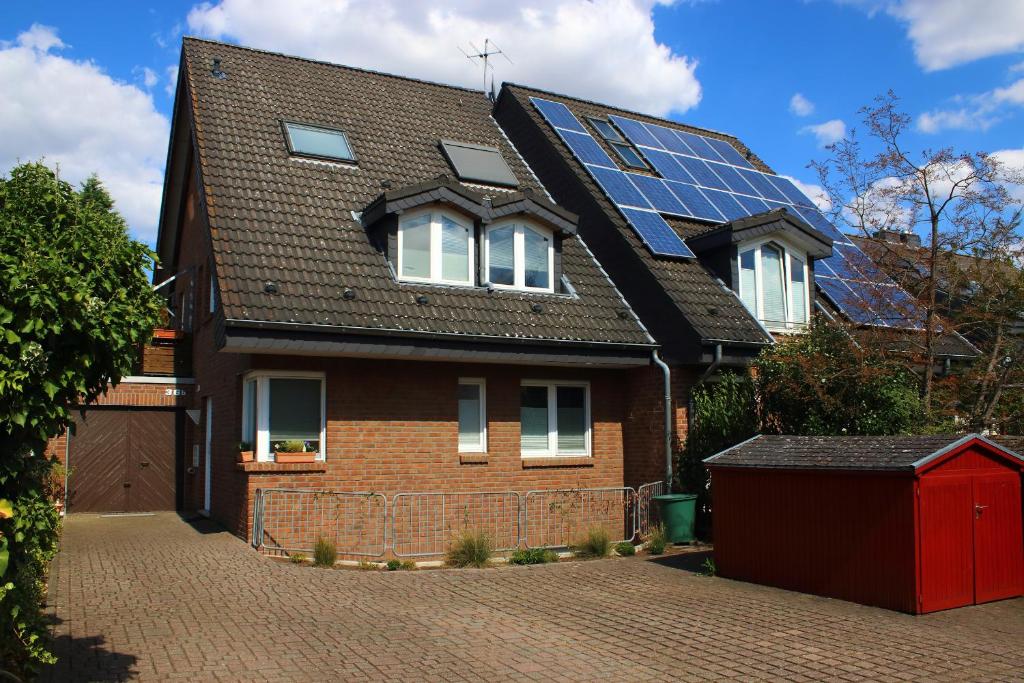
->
652 493 697 544
238 450 254 463
274 451 316 464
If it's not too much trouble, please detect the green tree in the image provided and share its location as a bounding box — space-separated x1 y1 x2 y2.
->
0 162 163 676
753 320 923 435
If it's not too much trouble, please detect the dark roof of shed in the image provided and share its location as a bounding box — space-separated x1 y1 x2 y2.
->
500 83 774 347
704 434 1023 471
167 38 652 348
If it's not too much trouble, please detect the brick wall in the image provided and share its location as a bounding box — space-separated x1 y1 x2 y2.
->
622 364 697 489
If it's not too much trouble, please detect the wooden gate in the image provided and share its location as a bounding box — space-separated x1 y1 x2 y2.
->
68 409 180 513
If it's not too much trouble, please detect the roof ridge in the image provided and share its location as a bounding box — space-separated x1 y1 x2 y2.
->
182 35 491 99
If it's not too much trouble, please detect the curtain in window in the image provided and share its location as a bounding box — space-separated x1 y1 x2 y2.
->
761 245 787 325
524 227 550 289
441 215 470 282
790 255 806 324
242 379 257 444
401 214 431 278
739 248 757 315
268 378 321 447
556 386 586 453
488 225 515 286
457 384 482 450
520 386 549 452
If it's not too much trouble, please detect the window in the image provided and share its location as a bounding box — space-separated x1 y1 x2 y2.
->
736 241 811 331
587 117 623 142
398 210 474 285
520 381 590 457
457 378 486 452
588 117 648 170
485 221 554 292
209 270 217 313
438 140 518 187
283 122 355 162
241 371 326 461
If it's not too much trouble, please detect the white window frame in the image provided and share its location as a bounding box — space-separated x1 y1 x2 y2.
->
241 370 326 462
396 207 475 286
520 380 591 458
484 220 556 293
457 378 487 453
737 236 811 332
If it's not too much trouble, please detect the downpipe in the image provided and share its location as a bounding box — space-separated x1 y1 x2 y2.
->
651 350 673 490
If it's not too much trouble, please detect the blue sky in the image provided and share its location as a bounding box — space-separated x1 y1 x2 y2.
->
3 0 1023 245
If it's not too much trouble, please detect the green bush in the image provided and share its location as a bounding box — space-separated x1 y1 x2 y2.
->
570 526 612 558
313 537 336 567
400 560 416 570
614 541 636 556
645 524 667 555
289 552 306 564
700 557 717 577
509 548 559 565
446 530 492 568
386 559 401 571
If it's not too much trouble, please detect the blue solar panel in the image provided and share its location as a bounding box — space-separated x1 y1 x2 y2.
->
646 124 693 155
628 174 689 215
733 194 771 215
819 253 861 281
816 276 881 326
557 129 615 167
530 97 587 133
586 164 650 208
704 138 754 169
737 169 788 202
675 156 730 192
608 115 663 149
707 162 760 196
792 206 850 245
835 244 894 284
701 189 749 221
676 131 724 162
619 207 695 258
767 175 815 207
640 148 695 183
664 181 725 222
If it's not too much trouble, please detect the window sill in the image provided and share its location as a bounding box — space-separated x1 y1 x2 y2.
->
236 461 328 474
459 453 489 465
522 456 593 468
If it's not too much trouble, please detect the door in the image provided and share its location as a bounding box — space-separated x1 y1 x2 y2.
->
919 477 975 613
127 411 177 511
973 473 1024 605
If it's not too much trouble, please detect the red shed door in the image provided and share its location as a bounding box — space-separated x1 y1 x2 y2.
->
973 473 1024 605
919 478 975 613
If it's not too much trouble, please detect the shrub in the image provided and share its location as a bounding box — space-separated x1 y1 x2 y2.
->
289 552 306 564
386 559 401 571
400 560 416 570
645 524 667 555
313 537 336 567
509 548 559 565
614 541 636 556
275 439 307 453
571 526 612 558
446 530 492 568
700 557 717 577
357 560 378 571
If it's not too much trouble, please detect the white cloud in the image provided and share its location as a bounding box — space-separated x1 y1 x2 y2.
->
840 0 1024 71
165 64 179 97
789 92 814 117
782 175 832 211
917 76 1024 133
135 66 158 88
991 147 1024 202
186 0 703 116
800 119 846 147
0 25 170 244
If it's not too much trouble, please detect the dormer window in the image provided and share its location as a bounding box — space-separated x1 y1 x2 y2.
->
397 209 474 285
282 121 355 163
737 240 810 331
484 221 554 292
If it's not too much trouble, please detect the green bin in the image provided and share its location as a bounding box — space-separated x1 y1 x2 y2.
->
652 493 697 544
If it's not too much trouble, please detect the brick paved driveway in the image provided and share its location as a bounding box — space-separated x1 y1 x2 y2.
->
44 513 1023 682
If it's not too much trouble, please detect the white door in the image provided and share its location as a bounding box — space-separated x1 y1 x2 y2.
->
203 397 212 514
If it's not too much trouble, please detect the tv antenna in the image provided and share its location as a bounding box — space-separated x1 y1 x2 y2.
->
460 38 512 97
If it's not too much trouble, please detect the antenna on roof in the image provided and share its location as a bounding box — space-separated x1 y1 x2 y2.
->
459 38 512 96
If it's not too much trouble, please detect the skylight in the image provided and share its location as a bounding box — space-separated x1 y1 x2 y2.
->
439 140 518 187
283 122 355 162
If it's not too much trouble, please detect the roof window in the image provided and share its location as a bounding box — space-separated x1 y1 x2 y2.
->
283 122 355 162
587 117 648 171
439 140 518 187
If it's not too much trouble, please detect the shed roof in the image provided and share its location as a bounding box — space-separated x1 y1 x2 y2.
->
704 434 1024 471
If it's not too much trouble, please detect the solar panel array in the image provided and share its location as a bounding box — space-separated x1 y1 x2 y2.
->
530 96 925 330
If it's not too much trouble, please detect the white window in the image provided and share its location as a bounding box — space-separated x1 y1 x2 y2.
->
520 381 590 457
397 209 474 285
737 240 811 331
241 371 326 461
484 221 554 292
457 378 486 453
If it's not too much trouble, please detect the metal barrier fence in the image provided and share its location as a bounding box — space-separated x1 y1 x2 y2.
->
523 487 635 549
253 488 387 557
253 482 664 557
391 491 521 557
635 480 666 539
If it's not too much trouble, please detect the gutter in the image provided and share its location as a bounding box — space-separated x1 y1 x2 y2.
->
651 350 674 490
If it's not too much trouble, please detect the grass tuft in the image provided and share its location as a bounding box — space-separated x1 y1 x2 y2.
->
571 526 612 558
446 530 493 568
645 524 667 555
313 537 337 567
614 541 636 556
509 548 559 565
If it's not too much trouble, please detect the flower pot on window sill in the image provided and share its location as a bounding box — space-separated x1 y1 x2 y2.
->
274 451 316 464
238 450 254 463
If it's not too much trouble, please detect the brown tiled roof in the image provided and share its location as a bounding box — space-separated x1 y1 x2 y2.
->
175 38 652 348
705 434 1023 471
500 84 773 347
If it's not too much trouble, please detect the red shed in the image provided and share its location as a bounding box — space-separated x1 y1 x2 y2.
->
705 434 1024 614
